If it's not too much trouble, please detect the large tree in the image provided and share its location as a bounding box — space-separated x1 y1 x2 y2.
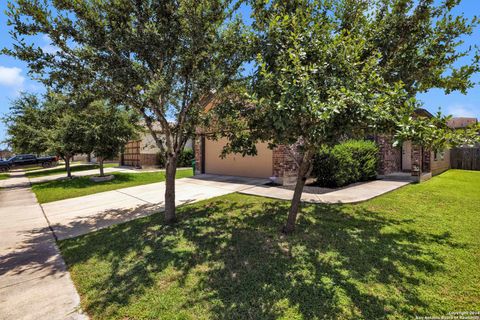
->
4 92 90 177
3 93 49 155
215 0 479 233
4 0 249 223
42 93 90 178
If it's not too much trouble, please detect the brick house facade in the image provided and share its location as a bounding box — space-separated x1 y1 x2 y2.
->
194 109 460 184
195 132 451 185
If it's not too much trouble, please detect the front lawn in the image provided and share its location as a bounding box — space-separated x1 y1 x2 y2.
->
33 169 193 203
0 173 9 180
59 170 480 319
26 163 117 178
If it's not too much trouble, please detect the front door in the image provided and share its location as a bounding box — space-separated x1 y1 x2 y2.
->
402 141 412 171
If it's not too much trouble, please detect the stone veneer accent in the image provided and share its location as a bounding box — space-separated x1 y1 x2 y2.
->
272 145 300 185
411 144 422 176
194 135 203 175
375 135 401 175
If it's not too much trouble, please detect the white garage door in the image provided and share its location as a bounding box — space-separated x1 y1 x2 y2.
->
205 138 273 178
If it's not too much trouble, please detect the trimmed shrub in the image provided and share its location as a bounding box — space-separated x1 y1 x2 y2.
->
156 152 166 168
312 140 378 187
156 148 194 168
178 148 194 167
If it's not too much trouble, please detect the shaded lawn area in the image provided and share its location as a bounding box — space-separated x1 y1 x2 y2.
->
59 170 480 319
0 173 9 180
26 163 117 178
33 169 193 203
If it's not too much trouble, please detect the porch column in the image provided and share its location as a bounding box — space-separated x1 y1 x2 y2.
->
194 134 205 175
411 144 422 177
422 148 431 173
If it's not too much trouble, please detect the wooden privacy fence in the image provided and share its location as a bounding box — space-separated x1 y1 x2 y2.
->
450 147 480 171
124 140 141 167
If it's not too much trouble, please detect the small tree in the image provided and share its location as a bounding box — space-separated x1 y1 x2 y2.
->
216 0 479 233
5 0 249 223
83 101 138 177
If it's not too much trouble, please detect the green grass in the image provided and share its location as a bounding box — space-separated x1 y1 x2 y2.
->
26 163 117 178
0 173 9 180
59 170 480 320
32 169 193 203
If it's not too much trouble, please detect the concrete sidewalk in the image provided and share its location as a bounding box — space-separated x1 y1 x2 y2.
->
240 179 410 203
0 172 86 320
41 174 269 240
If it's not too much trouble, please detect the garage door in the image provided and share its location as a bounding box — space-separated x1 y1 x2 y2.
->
205 138 273 178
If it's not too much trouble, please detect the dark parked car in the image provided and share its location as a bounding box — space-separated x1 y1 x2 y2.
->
0 154 58 172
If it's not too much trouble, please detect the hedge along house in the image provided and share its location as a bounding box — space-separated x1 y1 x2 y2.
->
195 107 453 185
122 122 193 168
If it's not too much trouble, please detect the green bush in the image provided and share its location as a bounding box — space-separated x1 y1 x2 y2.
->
156 148 194 168
312 140 378 187
156 152 166 168
178 148 194 167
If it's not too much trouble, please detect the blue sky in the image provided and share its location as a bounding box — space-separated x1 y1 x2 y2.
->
0 1 479 149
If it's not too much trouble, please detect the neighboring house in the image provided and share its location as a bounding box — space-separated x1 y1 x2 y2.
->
447 117 478 129
0 149 13 160
195 108 463 184
122 122 193 168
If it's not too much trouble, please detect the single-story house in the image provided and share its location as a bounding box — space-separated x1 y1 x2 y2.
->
195 109 469 184
122 122 193 168
0 149 13 160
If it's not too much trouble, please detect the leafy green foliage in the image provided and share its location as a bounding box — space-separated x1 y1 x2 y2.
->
312 140 379 187
42 93 90 162
212 0 480 231
177 148 195 167
4 0 251 220
2 93 49 154
82 100 139 175
156 148 193 168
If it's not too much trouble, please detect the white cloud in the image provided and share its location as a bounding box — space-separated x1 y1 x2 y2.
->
446 104 477 118
0 66 25 87
42 34 60 54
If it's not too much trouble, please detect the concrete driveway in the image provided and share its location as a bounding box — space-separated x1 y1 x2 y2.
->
41 175 269 240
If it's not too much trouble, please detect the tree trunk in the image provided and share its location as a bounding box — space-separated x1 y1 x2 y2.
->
164 154 178 224
283 151 312 234
65 156 72 179
99 157 104 177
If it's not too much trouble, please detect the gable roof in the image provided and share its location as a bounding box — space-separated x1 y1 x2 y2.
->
447 117 478 129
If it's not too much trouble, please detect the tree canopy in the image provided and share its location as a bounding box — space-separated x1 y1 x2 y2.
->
4 0 250 222
213 0 480 232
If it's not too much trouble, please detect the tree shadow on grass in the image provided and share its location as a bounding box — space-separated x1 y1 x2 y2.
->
59 196 465 319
